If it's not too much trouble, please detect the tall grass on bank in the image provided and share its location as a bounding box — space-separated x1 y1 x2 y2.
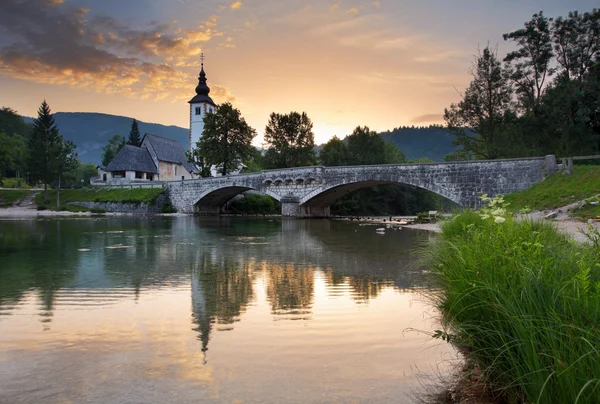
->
426 211 600 403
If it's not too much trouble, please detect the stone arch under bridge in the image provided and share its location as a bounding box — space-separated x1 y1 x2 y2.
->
166 156 558 217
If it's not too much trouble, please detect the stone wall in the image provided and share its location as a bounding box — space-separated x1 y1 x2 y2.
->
68 193 169 213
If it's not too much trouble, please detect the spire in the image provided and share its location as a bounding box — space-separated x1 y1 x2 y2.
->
189 52 216 105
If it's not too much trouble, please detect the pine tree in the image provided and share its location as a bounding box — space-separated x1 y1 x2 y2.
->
128 119 141 147
27 100 60 202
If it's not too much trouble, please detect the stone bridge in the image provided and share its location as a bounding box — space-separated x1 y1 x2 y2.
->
166 155 558 217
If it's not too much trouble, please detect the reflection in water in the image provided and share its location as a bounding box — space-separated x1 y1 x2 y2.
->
0 217 452 404
266 264 314 319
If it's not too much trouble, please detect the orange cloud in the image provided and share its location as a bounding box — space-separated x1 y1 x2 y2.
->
230 1 242 10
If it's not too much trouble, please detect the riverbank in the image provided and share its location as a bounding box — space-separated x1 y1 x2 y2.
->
426 208 600 403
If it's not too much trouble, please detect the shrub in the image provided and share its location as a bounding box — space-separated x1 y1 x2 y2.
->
161 202 177 213
36 205 48 210
90 207 106 214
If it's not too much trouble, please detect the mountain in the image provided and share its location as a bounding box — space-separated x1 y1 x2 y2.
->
24 112 189 165
379 126 457 162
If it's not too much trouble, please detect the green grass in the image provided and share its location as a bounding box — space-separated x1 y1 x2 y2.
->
0 190 32 208
425 212 600 403
504 165 600 211
34 188 164 210
0 178 31 189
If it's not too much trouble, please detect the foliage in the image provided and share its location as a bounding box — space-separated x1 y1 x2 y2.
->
0 190 31 208
198 102 256 176
0 178 31 189
27 100 62 202
54 138 79 207
240 147 264 173
186 145 212 177
444 46 514 160
347 126 388 165
503 11 554 113
127 119 141 147
34 188 164 210
227 193 280 215
504 165 600 211
0 107 30 138
101 134 126 167
426 212 600 403
90 207 106 214
263 111 316 168
446 8 600 160
319 136 349 166
331 184 442 216
161 202 177 213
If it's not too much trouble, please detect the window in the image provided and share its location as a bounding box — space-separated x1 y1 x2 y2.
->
175 166 178 176
195 107 201 115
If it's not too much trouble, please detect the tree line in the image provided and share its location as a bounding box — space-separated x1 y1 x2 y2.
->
0 102 143 205
445 8 600 160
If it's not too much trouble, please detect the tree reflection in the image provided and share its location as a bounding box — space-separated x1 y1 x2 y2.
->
265 264 314 319
190 253 254 361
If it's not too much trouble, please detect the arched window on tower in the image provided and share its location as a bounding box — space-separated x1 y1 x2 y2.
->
195 107 201 115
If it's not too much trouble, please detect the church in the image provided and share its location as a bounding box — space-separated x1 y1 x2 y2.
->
96 58 218 185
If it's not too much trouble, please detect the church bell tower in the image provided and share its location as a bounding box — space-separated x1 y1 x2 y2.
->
188 53 216 151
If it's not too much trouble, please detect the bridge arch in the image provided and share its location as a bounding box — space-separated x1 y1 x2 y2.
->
298 175 463 216
193 185 282 214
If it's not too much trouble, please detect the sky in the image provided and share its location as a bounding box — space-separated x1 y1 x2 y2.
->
0 0 598 145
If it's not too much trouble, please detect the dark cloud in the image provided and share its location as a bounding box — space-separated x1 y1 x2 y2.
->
0 0 231 101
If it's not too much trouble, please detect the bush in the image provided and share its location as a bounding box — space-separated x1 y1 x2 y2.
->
90 207 106 214
161 202 177 213
426 209 600 403
228 194 280 215
36 205 48 210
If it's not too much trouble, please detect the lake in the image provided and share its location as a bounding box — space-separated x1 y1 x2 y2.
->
0 217 455 403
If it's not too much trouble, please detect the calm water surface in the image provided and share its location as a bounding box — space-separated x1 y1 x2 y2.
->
0 217 454 404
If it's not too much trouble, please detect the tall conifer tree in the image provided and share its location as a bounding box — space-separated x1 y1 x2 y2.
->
128 119 141 147
28 100 60 202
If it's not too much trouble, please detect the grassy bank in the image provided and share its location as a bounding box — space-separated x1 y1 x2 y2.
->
426 210 600 403
0 190 32 208
34 188 164 210
504 165 600 212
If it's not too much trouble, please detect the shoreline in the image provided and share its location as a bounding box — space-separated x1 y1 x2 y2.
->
0 206 594 242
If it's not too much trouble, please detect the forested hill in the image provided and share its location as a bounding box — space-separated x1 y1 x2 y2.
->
24 112 189 165
379 125 457 162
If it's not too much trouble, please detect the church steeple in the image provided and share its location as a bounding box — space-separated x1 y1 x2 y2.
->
189 53 217 154
189 54 216 106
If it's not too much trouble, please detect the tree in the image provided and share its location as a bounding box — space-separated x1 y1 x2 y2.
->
101 135 126 166
27 100 60 202
552 9 600 84
444 46 513 159
503 11 554 113
383 141 406 164
319 136 350 166
54 138 78 207
263 111 316 168
128 119 141 147
0 107 30 138
0 131 27 183
347 126 387 165
198 103 256 176
186 144 212 177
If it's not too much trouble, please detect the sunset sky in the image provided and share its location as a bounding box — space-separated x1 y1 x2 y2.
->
0 0 597 145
